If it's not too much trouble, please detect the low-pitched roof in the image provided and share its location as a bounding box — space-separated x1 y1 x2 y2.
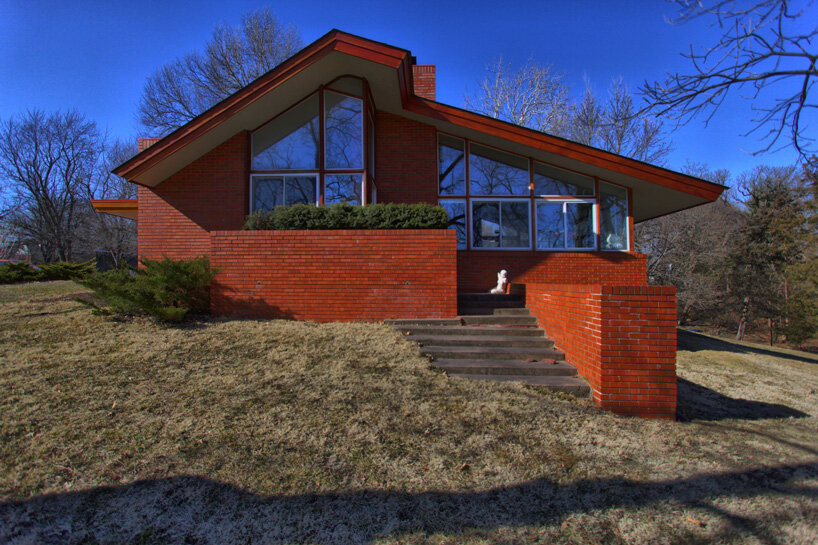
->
114 29 725 221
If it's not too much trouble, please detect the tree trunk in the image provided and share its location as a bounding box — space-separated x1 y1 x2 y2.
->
736 296 749 341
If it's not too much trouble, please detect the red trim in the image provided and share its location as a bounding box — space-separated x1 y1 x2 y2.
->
117 29 724 205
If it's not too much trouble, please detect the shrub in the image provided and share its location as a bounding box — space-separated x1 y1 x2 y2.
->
79 256 215 322
243 203 449 231
0 260 95 284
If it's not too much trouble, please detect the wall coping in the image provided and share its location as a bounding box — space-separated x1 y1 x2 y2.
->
528 283 675 295
211 229 455 237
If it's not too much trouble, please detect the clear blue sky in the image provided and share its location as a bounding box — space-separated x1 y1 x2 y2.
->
0 0 802 177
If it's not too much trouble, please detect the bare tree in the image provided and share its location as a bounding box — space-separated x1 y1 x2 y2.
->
570 78 673 164
79 140 138 267
637 163 740 324
464 56 572 134
640 0 818 161
139 8 302 136
0 110 102 262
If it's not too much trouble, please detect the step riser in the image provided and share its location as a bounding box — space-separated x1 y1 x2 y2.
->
393 327 544 337
411 337 554 348
458 294 523 302
458 301 526 309
438 366 576 376
385 319 462 327
425 348 565 361
460 316 538 326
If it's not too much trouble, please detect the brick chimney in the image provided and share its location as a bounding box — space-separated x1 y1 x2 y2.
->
137 138 161 153
412 65 436 100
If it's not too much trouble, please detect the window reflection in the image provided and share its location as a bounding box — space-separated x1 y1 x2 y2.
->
472 201 530 248
439 200 467 249
326 174 363 205
252 95 319 170
252 176 317 212
439 135 466 196
325 92 363 170
469 144 529 196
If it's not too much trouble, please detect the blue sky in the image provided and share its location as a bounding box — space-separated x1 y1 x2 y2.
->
0 0 803 177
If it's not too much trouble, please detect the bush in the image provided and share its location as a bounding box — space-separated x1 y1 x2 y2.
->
0 260 95 284
79 256 215 322
243 203 449 231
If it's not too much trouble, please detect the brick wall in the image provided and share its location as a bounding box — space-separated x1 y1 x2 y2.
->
374 111 438 204
138 132 249 261
412 65 436 100
458 251 647 292
528 284 677 419
210 229 457 321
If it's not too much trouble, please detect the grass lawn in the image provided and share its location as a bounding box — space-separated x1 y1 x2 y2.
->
1 281 816 544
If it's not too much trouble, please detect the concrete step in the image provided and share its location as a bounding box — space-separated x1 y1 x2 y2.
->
391 325 544 337
458 293 522 303
385 318 462 327
460 315 538 326
409 334 555 348
458 300 526 309
491 308 531 316
434 359 577 376
423 345 565 361
450 374 591 397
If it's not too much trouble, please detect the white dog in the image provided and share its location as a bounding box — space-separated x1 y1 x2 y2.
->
490 270 508 294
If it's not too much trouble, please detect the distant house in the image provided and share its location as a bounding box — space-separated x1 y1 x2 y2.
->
92 30 725 418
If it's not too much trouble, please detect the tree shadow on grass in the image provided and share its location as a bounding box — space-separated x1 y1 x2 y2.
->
677 329 818 365
1 463 816 545
677 377 811 422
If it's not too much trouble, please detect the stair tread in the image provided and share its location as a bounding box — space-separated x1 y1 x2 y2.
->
433 359 577 376
409 334 553 343
423 345 563 355
392 325 543 336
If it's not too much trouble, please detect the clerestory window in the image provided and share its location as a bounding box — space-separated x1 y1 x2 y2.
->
250 77 374 211
438 133 631 251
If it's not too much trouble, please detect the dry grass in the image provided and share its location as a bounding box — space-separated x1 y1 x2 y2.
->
0 281 816 544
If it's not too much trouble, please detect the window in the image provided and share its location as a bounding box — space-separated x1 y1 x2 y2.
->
534 162 594 196
438 135 466 196
325 92 363 170
469 143 529 196
472 200 530 249
439 199 466 249
535 201 595 249
599 181 629 250
250 79 372 211
251 175 318 211
252 95 319 171
436 133 631 252
326 174 363 205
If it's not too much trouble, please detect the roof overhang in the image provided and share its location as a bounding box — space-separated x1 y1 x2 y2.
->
91 199 138 221
114 29 725 222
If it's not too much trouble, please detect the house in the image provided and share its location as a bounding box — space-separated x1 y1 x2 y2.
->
92 30 725 418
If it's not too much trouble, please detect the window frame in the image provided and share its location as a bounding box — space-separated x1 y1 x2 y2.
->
470 197 533 251
249 75 373 208
249 173 320 212
534 197 598 251
436 130 632 252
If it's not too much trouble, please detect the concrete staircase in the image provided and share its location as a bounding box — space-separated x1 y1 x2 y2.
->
387 293 591 397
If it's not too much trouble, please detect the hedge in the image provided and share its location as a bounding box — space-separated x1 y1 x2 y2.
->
243 203 449 231
0 260 96 284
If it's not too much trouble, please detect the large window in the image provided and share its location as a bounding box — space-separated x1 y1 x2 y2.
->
250 78 373 211
437 133 631 251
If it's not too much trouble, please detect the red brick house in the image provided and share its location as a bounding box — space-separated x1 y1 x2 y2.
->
94 30 724 418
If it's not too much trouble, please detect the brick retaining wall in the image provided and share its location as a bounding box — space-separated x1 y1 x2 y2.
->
528 284 677 419
210 229 457 322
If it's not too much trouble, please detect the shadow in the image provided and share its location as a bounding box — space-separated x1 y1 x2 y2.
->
211 281 297 320
1 463 816 544
677 377 810 422
678 329 818 365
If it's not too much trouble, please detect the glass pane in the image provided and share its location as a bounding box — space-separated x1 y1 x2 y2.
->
533 162 594 196
252 177 284 212
566 202 595 248
439 135 466 195
252 95 319 170
501 201 530 248
536 202 565 249
285 176 317 205
325 91 363 169
325 174 362 205
600 181 628 250
469 143 529 196
472 202 500 248
439 200 466 250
